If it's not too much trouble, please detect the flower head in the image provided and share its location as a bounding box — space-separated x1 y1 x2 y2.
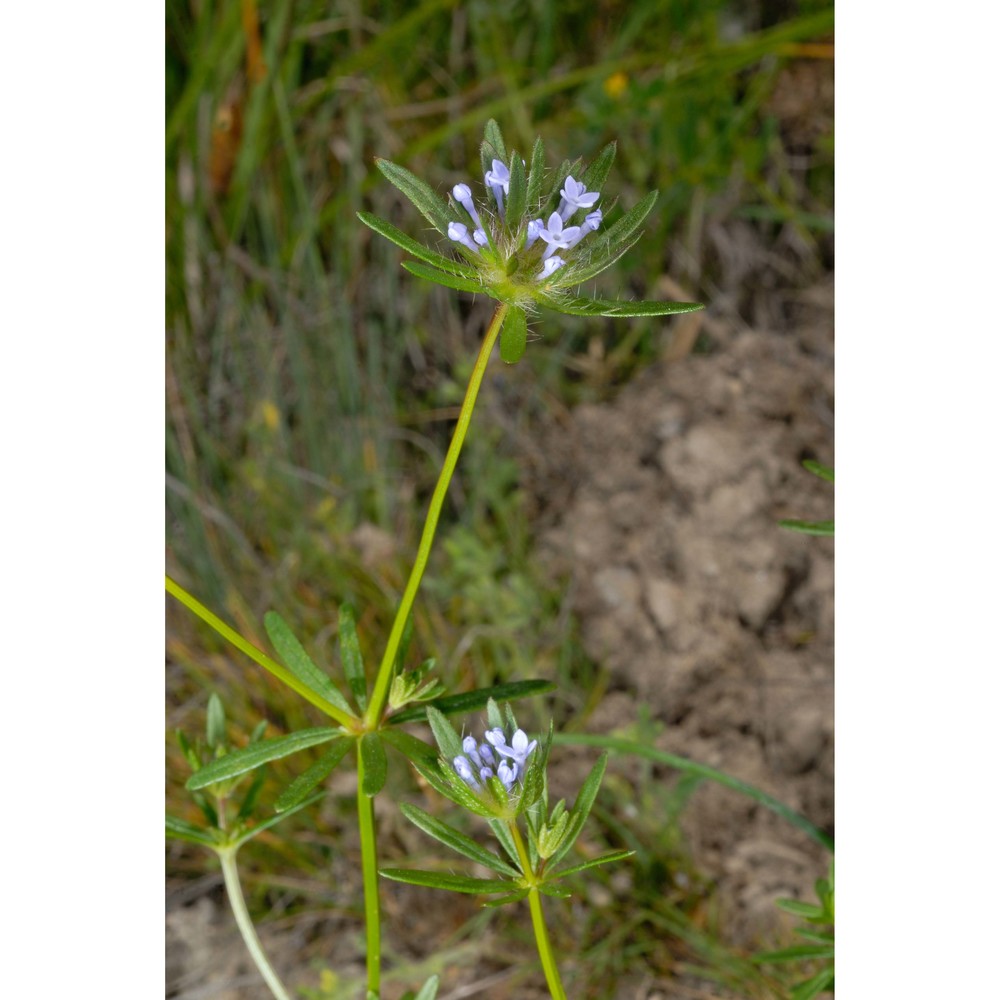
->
359 119 704 365
453 723 537 793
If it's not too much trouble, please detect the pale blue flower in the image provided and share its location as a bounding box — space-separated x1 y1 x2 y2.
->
452 183 482 228
558 175 600 221
484 727 538 770
454 724 537 791
496 759 519 791
538 213 582 260
537 256 565 280
525 217 544 249
447 221 480 254
453 754 480 789
484 159 511 216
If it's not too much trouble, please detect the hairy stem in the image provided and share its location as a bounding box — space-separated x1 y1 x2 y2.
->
365 302 509 726
357 753 381 996
218 847 294 1000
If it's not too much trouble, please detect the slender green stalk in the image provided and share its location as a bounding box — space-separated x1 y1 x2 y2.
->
357 753 381 996
218 846 294 1000
510 822 567 1000
365 302 509 727
165 574 357 729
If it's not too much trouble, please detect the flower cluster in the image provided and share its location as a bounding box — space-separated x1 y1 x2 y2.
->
449 164 602 283
358 119 703 364
453 726 538 793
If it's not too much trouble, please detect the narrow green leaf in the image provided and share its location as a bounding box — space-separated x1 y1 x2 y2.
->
506 151 527 230
166 814 217 848
754 944 835 963
413 974 439 1000
500 306 528 364
391 679 555 725
176 730 201 772
379 728 438 765
380 868 514 895
264 611 354 717
206 694 226 748
274 737 353 812
375 158 455 236
488 818 521 868
536 882 571 899
525 137 546 208
425 706 464 759
775 898 826 918
803 460 834 483
400 803 520 877
231 792 326 849
236 767 267 820
357 211 478 277
360 733 388 797
482 889 529 907
401 260 487 295
595 189 659 252
556 231 644 286
538 294 704 318
790 968 835 1000
778 519 835 537
410 757 497 819
580 142 617 197
552 732 834 852
552 849 635 879
185 728 342 790
546 753 608 868
338 605 368 713
480 119 508 176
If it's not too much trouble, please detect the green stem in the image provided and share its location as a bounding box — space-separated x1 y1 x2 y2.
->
218 847 294 1000
510 822 567 1000
365 302 509 727
357 751 381 996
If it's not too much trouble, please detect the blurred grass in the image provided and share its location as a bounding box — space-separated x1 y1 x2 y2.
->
166 0 833 995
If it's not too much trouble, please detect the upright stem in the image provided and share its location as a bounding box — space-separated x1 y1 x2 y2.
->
357 752 381 996
218 847 294 1000
510 822 568 1000
365 302 509 727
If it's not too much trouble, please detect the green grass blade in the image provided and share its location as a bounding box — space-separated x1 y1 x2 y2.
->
185 728 342 790
264 611 354 717
553 733 834 852
778 519 835 536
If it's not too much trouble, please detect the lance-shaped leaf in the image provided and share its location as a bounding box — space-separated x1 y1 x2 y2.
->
557 231 644 286
413 975 440 1000
338 605 368 712
525 137 546 208
500 305 528 364
357 211 478 277
488 818 521 868
546 752 608 868
400 803 520 877
390 679 555 725
264 611 354 717
375 158 456 236
185 728 342 790
505 152 527 231
410 756 497 819
380 868 516 895
379 727 438 765
592 189 659 254
360 732 388 797
579 142 617 198
274 737 353 812
425 706 464 760
230 792 325 850
206 693 226 748
550 848 635 879
166 814 218 848
480 119 508 177
538 293 704 318
482 888 530 907
402 261 487 295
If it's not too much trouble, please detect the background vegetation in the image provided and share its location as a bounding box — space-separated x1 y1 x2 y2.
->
166 1 833 995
